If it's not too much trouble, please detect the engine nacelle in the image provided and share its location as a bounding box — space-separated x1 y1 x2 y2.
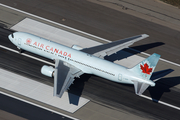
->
41 65 55 77
71 45 83 50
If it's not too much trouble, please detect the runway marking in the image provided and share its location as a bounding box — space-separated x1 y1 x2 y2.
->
0 91 79 120
140 95 180 110
1 3 180 111
1 45 180 111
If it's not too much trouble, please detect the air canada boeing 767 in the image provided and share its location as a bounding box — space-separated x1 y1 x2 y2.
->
8 32 160 98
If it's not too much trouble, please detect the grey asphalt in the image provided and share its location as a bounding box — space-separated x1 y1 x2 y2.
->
0 92 73 120
0 0 180 120
90 0 180 27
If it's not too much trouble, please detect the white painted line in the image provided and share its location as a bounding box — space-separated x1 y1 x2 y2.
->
1 3 180 67
1 3 180 111
0 91 79 120
0 45 54 66
140 95 180 110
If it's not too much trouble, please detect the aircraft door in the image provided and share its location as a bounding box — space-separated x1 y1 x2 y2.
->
18 38 21 46
118 74 122 81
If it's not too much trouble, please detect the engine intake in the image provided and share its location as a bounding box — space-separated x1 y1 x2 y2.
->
41 65 55 77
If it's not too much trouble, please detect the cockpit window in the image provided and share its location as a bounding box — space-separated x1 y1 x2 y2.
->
11 33 14 38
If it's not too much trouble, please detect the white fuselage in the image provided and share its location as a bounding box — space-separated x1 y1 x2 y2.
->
8 32 146 85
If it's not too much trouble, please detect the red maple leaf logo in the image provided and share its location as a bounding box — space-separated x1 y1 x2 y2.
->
140 63 153 75
26 38 32 44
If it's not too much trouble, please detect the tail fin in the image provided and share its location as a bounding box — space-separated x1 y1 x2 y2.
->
129 53 160 95
129 53 161 80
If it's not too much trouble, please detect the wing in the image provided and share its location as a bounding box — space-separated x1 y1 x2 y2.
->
54 59 83 98
81 34 149 58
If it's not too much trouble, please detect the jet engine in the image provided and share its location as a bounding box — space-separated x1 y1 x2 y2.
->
41 65 55 77
71 45 83 50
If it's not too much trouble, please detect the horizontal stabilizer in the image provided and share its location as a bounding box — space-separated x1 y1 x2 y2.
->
132 80 150 95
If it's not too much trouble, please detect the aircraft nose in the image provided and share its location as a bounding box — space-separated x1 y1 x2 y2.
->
8 33 14 42
8 34 11 40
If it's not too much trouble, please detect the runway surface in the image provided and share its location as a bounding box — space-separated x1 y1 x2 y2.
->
0 0 180 120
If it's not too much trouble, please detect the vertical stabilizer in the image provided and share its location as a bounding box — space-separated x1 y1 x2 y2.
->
129 53 161 80
129 53 160 95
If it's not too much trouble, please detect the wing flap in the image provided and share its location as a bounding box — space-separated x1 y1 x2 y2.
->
54 59 83 98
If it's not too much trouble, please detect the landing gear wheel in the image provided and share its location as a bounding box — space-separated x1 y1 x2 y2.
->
17 47 23 53
19 48 23 53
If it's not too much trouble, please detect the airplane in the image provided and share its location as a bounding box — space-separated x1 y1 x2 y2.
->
8 32 160 98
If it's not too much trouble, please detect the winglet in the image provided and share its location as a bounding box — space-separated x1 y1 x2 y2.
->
141 34 149 38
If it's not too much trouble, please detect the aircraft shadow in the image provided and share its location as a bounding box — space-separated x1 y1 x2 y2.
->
68 74 91 105
148 76 180 102
104 42 164 62
148 69 180 102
